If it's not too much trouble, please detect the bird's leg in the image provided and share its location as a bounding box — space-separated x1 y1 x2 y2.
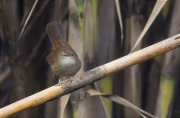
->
58 78 61 86
58 77 69 86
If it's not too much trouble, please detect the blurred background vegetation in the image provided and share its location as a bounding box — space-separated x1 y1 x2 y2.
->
0 0 179 118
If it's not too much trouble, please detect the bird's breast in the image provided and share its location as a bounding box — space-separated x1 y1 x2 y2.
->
51 56 81 77
59 56 76 66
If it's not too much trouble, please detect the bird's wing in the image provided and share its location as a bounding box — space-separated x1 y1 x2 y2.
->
45 52 55 64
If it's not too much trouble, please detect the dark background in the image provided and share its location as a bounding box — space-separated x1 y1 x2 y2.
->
0 0 179 117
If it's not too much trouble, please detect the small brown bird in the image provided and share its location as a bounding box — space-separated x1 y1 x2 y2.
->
45 21 81 83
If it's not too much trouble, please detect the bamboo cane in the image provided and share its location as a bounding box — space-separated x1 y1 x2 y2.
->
0 34 180 118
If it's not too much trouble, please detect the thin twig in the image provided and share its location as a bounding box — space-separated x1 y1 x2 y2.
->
18 0 38 41
22 0 50 38
115 0 123 47
24 32 46 67
130 0 167 53
0 67 11 85
0 92 10 106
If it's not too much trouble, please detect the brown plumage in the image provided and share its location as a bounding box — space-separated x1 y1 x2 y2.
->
45 21 81 79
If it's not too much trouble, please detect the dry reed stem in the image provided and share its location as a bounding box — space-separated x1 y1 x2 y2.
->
0 34 180 118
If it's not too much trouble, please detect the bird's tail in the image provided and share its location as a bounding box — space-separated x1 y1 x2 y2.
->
46 21 66 49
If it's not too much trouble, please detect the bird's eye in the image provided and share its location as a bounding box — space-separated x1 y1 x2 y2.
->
62 52 68 56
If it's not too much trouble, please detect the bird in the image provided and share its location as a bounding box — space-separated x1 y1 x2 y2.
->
45 21 81 84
